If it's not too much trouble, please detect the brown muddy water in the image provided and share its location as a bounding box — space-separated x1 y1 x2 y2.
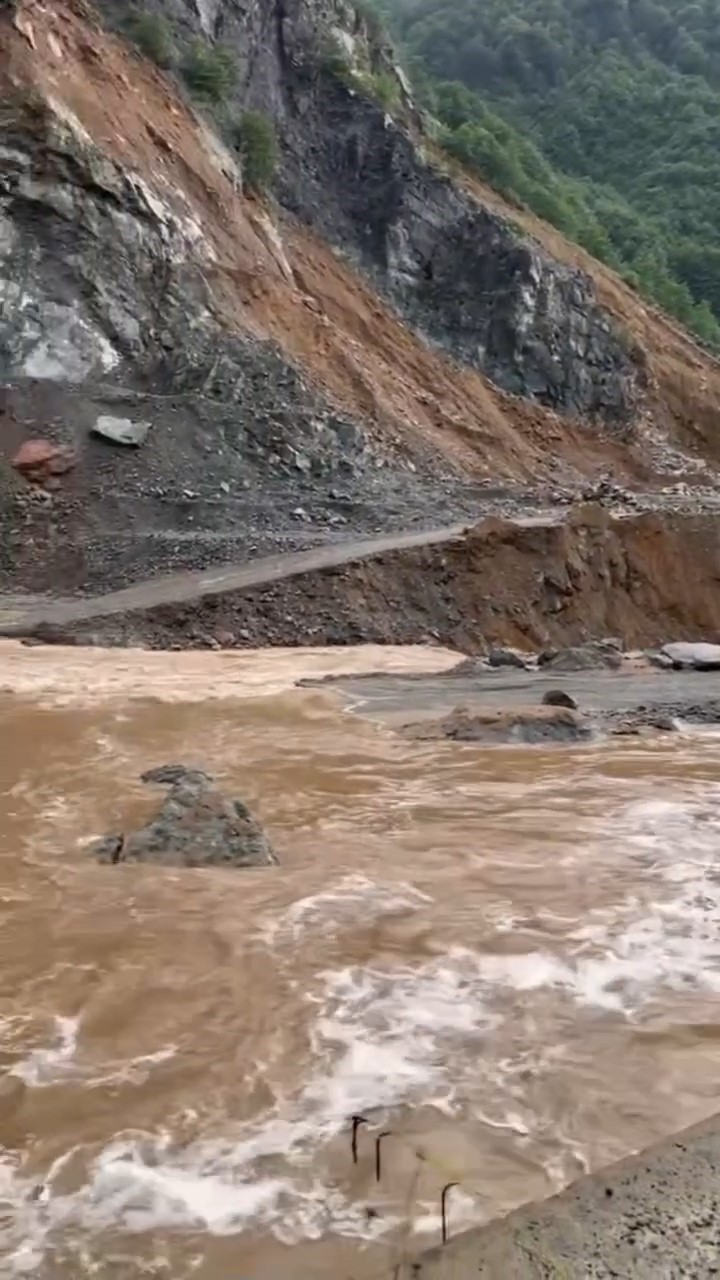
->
2 641 720 1279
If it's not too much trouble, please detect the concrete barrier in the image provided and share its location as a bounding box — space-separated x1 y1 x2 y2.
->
384 1113 720 1277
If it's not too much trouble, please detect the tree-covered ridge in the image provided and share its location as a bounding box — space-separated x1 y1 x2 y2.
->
383 0 720 345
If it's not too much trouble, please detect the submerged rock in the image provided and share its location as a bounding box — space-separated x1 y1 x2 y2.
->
404 704 592 745
603 699 720 733
93 764 277 868
542 689 579 709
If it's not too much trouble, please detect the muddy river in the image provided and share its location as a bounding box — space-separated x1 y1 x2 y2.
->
2 642 720 1278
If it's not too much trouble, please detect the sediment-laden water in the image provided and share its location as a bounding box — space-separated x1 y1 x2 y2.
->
2 642 720 1278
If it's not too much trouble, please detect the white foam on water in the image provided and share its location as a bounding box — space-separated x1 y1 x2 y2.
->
0 952 494 1270
9 1015 176 1090
11 1015 80 1086
86 1046 178 1088
560 789 720 1011
258 873 431 944
8 789 720 1271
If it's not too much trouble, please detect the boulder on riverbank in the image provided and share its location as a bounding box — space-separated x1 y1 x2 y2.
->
404 704 592 745
92 765 278 868
661 642 720 671
539 639 623 672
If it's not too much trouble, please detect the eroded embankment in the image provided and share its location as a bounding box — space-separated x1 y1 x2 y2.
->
42 505 720 651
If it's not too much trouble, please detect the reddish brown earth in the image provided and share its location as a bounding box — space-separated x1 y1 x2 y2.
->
47 506 720 653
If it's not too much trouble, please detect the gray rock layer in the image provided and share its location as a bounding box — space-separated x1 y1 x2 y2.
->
94 0 641 422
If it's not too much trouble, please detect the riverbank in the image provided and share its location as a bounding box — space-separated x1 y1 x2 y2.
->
401 1112 720 1277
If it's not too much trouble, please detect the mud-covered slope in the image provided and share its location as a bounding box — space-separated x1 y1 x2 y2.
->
0 0 719 611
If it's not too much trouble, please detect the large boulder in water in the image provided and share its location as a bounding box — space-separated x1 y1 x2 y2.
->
403 704 592 745
93 765 278 868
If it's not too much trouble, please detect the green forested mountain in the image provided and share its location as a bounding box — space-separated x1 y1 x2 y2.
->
383 0 720 344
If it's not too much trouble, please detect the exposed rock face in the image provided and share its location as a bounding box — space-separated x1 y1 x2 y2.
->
281 97 640 421
94 0 640 424
93 764 277 867
0 70 448 592
405 704 592 744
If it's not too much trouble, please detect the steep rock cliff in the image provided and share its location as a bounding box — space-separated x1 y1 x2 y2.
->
97 0 642 423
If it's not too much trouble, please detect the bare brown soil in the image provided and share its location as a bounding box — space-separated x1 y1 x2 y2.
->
56 506 720 652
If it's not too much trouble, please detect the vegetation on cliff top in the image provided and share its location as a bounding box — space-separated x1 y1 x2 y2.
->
382 0 720 346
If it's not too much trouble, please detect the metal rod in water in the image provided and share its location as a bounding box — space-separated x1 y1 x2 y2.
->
350 1114 367 1164
441 1181 458 1245
375 1130 391 1182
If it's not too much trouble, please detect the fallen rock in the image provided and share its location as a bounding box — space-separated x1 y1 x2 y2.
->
542 689 579 709
11 439 76 487
540 640 623 672
608 711 676 736
92 415 150 447
487 646 533 670
645 650 675 671
93 764 277 868
214 629 236 648
404 704 592 745
661 641 720 671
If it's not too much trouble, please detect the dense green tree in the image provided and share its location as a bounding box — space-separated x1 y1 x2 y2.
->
181 41 236 102
232 112 278 192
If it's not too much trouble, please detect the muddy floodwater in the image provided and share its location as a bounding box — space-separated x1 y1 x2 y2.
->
2 641 720 1278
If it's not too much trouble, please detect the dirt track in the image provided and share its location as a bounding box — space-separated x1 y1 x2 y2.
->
4 499 720 655
0 520 477 633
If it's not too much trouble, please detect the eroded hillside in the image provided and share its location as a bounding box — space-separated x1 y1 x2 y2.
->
1 0 720 641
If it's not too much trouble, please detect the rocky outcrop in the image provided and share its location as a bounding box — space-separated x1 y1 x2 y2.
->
93 0 641 423
281 92 641 422
93 764 277 867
